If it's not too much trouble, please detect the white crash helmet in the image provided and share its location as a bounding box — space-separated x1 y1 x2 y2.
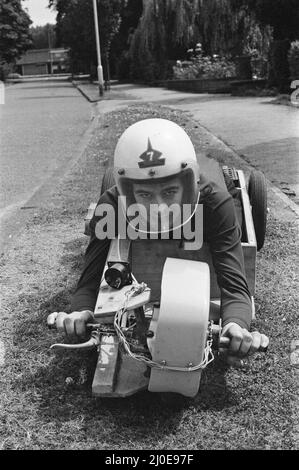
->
113 118 200 233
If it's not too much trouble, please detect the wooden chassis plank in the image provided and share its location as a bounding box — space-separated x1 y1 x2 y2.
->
92 335 119 395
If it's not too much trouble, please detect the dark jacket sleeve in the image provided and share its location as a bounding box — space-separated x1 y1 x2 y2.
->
70 187 119 312
201 179 252 330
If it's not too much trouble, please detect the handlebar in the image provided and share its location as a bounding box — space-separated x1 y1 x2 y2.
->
47 312 102 350
218 334 268 352
47 313 268 353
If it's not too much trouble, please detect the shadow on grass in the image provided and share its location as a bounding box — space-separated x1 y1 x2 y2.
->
12 341 233 448
194 360 233 410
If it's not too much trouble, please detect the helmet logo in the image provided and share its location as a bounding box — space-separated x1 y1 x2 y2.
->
138 138 165 168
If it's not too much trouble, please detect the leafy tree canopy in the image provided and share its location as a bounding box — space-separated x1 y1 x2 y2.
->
126 0 200 80
49 0 123 73
245 0 299 40
112 0 142 52
0 0 32 64
29 24 56 50
109 0 143 76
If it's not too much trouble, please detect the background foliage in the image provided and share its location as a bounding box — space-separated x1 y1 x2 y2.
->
0 0 32 79
288 40 299 79
173 56 236 80
47 0 298 84
29 24 56 50
49 0 123 76
1 0 298 85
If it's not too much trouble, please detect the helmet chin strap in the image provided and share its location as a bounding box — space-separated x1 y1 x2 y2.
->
125 189 201 236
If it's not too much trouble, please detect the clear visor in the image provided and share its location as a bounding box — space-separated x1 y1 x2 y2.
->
114 167 199 235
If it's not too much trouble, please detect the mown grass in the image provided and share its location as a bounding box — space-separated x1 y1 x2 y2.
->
0 103 298 450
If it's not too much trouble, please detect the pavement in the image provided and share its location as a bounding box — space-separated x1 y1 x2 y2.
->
174 94 299 204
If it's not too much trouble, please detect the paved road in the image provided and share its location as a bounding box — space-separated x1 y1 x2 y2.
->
98 84 299 204
173 95 299 204
0 80 92 250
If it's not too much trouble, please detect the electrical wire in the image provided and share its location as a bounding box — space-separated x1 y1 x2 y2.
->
113 282 215 372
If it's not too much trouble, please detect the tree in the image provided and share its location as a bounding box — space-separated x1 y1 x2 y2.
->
110 0 143 77
141 0 200 59
126 0 274 82
246 0 299 41
115 0 142 42
196 0 273 58
30 24 56 50
49 0 123 75
245 0 299 90
127 0 200 81
0 0 32 65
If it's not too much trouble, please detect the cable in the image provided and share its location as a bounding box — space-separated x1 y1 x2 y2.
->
113 282 215 372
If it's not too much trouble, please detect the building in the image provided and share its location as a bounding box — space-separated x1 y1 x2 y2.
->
16 48 70 76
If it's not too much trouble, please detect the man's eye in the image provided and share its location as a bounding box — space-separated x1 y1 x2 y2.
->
164 190 177 196
139 193 152 198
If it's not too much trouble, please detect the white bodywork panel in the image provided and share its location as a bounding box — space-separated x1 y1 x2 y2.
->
148 258 210 397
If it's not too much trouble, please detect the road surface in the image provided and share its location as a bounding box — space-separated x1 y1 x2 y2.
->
0 80 93 251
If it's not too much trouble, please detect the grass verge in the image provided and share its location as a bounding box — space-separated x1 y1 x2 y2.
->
0 103 298 450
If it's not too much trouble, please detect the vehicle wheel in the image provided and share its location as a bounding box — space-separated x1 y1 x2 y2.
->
248 170 267 251
100 167 115 195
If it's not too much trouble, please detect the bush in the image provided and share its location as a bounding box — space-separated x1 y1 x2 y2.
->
268 40 291 92
173 55 236 80
0 62 12 81
288 40 299 79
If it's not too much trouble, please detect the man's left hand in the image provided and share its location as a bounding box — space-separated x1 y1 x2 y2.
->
220 322 269 367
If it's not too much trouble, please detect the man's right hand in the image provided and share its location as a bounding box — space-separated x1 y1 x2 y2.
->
47 310 94 340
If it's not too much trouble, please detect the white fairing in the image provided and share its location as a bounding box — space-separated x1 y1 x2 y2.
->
148 258 210 397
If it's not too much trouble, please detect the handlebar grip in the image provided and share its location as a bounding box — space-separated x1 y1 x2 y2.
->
219 336 268 352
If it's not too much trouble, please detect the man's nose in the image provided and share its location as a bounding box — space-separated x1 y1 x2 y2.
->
154 195 165 206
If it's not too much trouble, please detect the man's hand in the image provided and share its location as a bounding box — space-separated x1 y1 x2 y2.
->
47 310 94 341
220 322 269 367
